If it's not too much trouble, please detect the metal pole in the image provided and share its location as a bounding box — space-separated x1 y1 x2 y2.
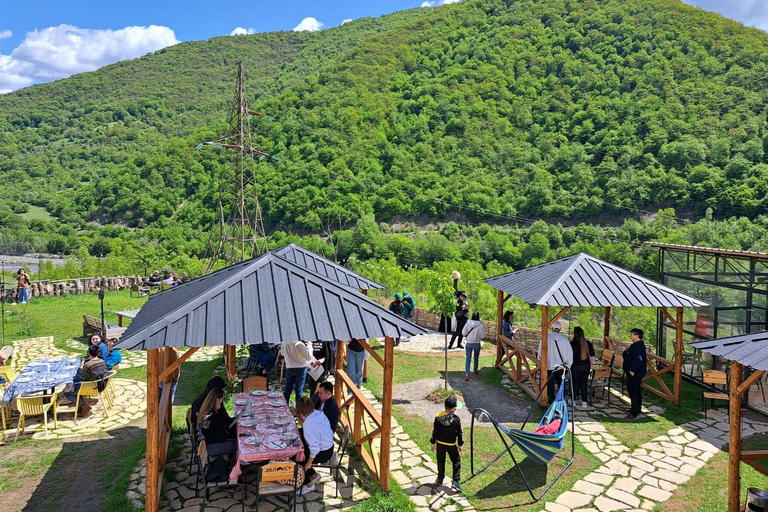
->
99 278 106 341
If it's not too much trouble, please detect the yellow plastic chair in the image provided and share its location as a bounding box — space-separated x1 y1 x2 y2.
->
0 365 17 384
74 379 113 422
0 384 13 435
15 392 58 440
105 370 118 402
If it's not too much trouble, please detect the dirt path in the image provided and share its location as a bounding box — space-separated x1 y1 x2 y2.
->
392 376 531 426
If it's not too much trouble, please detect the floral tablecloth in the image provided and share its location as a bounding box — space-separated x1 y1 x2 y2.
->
2 357 81 405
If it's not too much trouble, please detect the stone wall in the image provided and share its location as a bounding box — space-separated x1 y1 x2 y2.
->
2 275 144 301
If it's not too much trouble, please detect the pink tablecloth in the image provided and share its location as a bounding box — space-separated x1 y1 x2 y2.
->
229 392 305 480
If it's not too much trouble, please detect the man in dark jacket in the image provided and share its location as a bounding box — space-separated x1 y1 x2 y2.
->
63 344 109 416
623 328 648 420
430 396 464 491
311 381 340 432
448 292 469 349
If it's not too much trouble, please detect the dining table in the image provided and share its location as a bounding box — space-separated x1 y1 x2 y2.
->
2 356 82 406
229 391 305 480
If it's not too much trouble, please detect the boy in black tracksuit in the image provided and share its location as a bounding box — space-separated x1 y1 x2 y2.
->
430 396 464 491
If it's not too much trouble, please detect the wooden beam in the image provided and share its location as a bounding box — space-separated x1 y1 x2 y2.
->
735 369 766 396
224 344 236 378
380 336 394 492
548 306 570 329
673 307 683 406
158 347 198 382
660 307 677 325
145 349 160 512
603 307 611 348
496 290 504 365
540 305 549 406
356 338 384 367
728 361 743 512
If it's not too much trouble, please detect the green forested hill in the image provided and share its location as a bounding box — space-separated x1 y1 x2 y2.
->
2 0 768 268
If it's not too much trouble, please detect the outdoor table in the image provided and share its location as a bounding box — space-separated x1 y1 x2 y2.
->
115 309 140 327
229 391 305 480
2 356 82 406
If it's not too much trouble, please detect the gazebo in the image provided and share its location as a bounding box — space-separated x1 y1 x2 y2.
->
484 253 708 405
691 332 768 512
115 250 424 512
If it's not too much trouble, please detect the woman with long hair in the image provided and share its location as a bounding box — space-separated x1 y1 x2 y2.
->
570 326 595 409
197 388 237 457
296 396 335 495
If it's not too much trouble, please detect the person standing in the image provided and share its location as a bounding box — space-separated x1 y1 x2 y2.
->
282 340 313 405
623 328 647 420
401 291 415 319
345 339 366 392
448 292 469 349
430 396 464 491
16 269 30 304
538 321 573 404
462 312 485 381
569 326 595 409
389 293 403 316
502 310 516 340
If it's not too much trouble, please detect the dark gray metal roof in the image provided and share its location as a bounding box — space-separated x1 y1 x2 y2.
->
691 331 768 372
115 252 423 351
274 243 383 290
483 252 708 308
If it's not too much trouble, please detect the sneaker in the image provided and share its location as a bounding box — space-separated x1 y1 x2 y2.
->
299 484 315 496
581 401 588 409
457 345 464 349
464 374 469 381
624 413 637 420
309 472 322 486
452 480 463 492
474 370 480 375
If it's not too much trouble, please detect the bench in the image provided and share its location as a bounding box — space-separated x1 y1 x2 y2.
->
82 314 127 340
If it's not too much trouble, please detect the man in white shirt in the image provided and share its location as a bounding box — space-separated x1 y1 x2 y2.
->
538 321 573 404
282 340 313 404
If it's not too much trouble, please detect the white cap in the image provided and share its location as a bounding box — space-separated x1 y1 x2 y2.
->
552 320 562 330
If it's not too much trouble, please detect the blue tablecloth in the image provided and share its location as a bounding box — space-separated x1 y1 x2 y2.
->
2 357 82 405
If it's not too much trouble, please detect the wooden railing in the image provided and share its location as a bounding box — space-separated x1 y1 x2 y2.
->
605 337 676 403
496 333 541 401
334 337 394 492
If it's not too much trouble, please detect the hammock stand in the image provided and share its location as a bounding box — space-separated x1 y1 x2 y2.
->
467 365 575 502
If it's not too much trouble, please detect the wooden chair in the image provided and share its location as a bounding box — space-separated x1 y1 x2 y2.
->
199 440 244 512
702 369 729 420
313 425 351 498
588 362 614 404
74 378 113 422
186 408 202 477
252 460 300 511
243 376 267 392
15 392 58 440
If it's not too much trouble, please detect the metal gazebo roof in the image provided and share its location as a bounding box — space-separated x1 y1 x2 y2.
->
115 252 423 351
691 331 768 372
483 252 708 308
274 243 383 290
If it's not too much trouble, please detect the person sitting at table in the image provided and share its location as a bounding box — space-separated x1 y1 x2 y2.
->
144 270 162 288
191 376 227 426
87 333 109 361
178 271 190 284
311 381 340 432
295 396 335 496
247 342 277 375
63 344 109 416
104 337 122 370
197 388 237 458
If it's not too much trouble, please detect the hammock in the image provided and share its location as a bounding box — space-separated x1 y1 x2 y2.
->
468 366 575 502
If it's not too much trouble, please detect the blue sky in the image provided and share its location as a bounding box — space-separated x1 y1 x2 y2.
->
1 0 766 93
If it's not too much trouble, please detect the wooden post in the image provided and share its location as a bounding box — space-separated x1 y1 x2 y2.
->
673 307 684 406
224 344 236 378
728 361 743 512
496 290 504 365
145 348 160 512
540 305 549 406
603 307 611 348
380 336 394 492
335 340 345 405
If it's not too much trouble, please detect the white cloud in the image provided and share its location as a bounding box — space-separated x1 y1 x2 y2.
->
0 30 12 40
293 17 323 32
683 0 768 32
341 19 353 25
0 24 178 93
422 0 462 6
230 27 257 36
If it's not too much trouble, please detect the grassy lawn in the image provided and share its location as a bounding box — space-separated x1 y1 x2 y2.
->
657 433 768 512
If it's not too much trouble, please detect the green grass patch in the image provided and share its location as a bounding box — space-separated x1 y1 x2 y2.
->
19 206 54 222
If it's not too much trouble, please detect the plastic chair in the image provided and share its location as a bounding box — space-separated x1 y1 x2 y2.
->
252 460 300 511
0 365 17 384
702 369 729 420
0 384 13 435
243 376 267 392
313 425 351 498
74 378 113 422
105 370 118 402
15 392 58 440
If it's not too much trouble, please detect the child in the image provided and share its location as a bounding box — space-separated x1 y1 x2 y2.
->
430 396 464 491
